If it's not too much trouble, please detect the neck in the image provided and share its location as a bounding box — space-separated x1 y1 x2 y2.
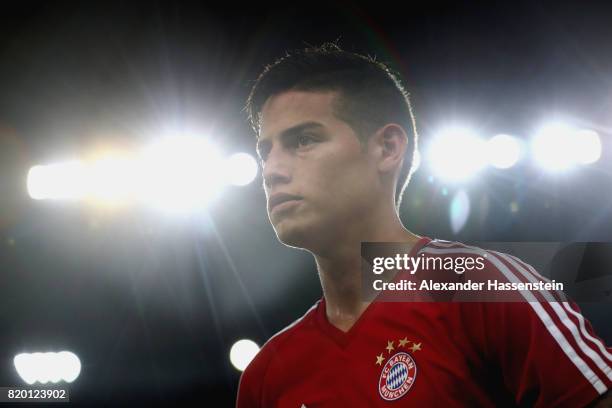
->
313 205 420 332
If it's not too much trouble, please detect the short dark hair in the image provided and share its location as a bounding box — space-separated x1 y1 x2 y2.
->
246 43 418 209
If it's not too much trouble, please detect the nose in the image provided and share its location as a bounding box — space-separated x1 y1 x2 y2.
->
262 146 291 190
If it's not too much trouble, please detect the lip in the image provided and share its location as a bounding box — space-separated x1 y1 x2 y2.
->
268 193 303 213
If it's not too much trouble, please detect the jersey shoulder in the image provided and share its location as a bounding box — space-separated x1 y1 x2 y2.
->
243 300 320 373
237 301 321 406
417 239 566 302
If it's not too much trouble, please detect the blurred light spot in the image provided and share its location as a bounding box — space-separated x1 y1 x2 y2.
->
441 187 448 196
427 127 486 182
230 339 260 372
225 153 258 186
450 190 470 234
27 161 87 200
87 155 137 202
509 201 519 213
574 129 601 165
7 238 15 246
531 123 600 170
532 123 575 170
487 134 521 169
14 351 81 384
27 136 228 213
427 175 434 184
137 136 224 212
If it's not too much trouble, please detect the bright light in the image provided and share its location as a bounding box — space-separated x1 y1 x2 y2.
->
87 155 138 202
229 339 260 371
574 129 601 165
427 127 486 181
532 123 602 170
225 153 258 186
486 134 521 169
137 136 225 212
27 161 87 200
14 351 81 384
58 351 81 382
27 136 229 212
532 123 576 170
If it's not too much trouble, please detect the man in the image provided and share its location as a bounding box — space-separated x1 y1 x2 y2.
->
236 43 611 407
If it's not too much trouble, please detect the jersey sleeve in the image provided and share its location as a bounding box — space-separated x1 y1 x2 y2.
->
480 254 612 407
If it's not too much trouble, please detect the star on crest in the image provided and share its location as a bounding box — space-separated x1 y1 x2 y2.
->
386 340 394 354
375 353 385 366
398 337 409 347
410 342 422 353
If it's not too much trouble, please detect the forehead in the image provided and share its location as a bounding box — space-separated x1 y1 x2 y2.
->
259 90 339 139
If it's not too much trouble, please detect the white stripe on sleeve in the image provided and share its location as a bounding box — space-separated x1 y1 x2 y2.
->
420 243 608 393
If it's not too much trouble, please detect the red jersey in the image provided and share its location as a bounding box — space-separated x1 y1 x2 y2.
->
237 238 612 407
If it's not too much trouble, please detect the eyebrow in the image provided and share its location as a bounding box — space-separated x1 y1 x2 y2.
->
256 121 325 158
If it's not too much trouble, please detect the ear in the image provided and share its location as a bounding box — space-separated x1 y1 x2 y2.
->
370 124 408 174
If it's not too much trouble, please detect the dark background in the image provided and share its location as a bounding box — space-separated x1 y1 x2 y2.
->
0 1 611 405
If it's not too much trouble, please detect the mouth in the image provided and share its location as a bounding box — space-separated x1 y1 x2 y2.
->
268 193 303 213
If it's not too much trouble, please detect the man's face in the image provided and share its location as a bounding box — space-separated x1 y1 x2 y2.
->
257 90 380 249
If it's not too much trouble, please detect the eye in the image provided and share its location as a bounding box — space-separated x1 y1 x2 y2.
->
296 134 315 147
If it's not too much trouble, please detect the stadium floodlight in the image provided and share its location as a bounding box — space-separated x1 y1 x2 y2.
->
229 339 260 372
532 123 602 170
27 156 137 204
135 135 225 212
225 153 258 186
14 351 81 385
532 123 575 170
486 134 522 169
87 155 138 202
27 161 87 200
26 135 260 210
531 123 576 171
427 127 487 182
573 129 601 165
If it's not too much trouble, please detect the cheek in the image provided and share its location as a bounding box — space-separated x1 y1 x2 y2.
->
308 154 374 207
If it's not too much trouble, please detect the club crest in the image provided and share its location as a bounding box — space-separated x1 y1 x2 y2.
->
375 337 421 401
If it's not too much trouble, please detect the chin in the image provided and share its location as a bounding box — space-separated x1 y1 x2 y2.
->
275 226 307 249
273 219 316 250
